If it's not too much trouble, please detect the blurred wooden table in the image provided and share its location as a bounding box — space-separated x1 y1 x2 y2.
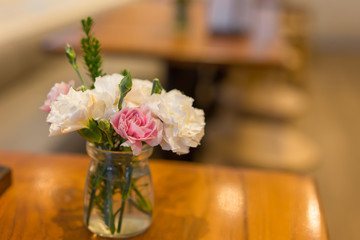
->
0 151 327 240
42 0 293 67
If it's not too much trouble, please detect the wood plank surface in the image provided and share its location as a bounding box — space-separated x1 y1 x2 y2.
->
0 151 328 239
42 0 293 67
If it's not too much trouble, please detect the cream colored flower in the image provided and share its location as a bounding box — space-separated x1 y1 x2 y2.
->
145 90 205 154
124 79 153 108
92 73 122 120
47 88 92 136
91 74 154 119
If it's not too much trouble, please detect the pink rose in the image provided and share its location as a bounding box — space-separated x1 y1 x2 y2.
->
110 106 163 155
40 81 75 113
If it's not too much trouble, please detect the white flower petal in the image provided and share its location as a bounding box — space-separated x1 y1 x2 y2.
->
123 79 153 108
145 90 205 155
47 88 91 136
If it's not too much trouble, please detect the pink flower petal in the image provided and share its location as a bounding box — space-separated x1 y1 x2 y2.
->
110 105 163 155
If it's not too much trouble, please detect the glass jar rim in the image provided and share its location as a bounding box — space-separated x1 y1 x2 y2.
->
86 141 152 154
86 141 153 163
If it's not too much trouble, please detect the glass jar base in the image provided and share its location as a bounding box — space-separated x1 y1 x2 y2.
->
87 215 152 238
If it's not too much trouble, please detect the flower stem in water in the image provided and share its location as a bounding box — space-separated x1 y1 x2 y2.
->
117 164 133 233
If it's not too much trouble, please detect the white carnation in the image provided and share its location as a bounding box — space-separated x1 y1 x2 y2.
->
124 79 153 108
145 90 205 154
91 74 154 118
92 73 123 120
47 88 92 136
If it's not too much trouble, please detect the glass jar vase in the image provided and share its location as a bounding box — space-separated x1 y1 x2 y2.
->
84 142 154 238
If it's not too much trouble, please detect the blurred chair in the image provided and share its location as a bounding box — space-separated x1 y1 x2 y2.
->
199 0 317 172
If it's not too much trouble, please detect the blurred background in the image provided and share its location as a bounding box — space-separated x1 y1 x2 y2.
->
0 0 359 239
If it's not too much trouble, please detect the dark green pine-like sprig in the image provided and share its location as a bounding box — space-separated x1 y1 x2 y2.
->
81 17 104 85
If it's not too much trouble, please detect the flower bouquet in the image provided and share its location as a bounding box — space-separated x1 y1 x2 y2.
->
41 17 205 238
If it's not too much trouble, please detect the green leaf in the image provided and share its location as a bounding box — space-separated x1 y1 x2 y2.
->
119 73 132 96
78 119 104 143
151 78 163 95
118 71 133 110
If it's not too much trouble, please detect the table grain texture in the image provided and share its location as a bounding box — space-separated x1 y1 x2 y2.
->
0 151 328 240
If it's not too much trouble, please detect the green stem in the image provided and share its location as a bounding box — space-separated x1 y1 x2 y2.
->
128 199 152 216
131 182 152 212
74 67 86 88
106 132 114 149
117 199 126 233
86 188 96 226
117 164 133 233
106 178 115 234
86 164 106 226
65 44 87 88
114 196 151 218
113 206 122 218
105 161 115 234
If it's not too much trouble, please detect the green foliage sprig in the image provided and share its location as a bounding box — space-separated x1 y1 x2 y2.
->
81 17 104 85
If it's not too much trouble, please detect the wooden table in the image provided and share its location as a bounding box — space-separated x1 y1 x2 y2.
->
0 151 328 239
42 0 293 67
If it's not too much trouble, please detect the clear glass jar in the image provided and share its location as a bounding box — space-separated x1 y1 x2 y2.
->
84 142 154 238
